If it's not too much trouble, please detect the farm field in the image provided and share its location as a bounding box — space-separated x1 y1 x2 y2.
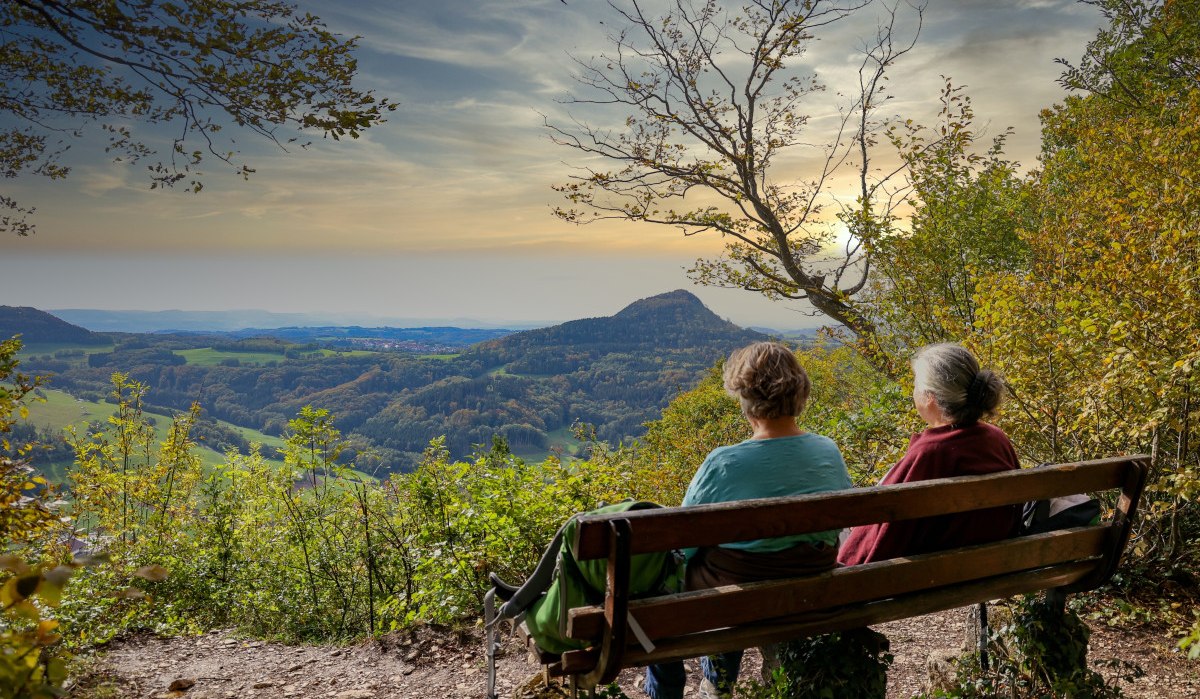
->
18 342 381 371
511 425 586 463
175 347 287 366
173 347 377 366
17 341 115 368
20 388 286 481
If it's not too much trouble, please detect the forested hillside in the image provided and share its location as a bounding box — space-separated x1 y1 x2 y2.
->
18 291 765 471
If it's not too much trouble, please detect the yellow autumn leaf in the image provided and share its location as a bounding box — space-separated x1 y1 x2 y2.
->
36 619 62 645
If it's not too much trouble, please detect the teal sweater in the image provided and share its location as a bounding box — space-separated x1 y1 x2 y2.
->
681 433 851 558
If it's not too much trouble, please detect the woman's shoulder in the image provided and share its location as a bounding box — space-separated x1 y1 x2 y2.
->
915 421 1011 444
752 432 841 453
796 432 843 455
703 441 742 460
696 441 747 472
965 420 1015 444
898 426 963 464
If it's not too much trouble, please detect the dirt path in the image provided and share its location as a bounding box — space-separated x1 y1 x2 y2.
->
74 608 1198 699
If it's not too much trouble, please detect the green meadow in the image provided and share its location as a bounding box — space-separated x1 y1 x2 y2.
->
174 347 287 366
21 388 286 481
17 342 381 369
173 347 376 366
17 341 115 367
511 425 586 463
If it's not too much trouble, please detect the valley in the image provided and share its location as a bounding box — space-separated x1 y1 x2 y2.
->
18 388 289 482
7 290 770 475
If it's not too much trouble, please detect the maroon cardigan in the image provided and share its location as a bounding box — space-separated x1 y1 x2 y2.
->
838 421 1021 566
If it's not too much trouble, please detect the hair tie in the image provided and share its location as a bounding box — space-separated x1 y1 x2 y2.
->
967 372 987 407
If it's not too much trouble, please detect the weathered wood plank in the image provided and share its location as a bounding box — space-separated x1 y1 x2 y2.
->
567 526 1107 641
582 518 634 687
1064 456 1149 593
572 456 1145 560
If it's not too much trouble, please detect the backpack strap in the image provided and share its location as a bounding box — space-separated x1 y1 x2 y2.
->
496 520 570 621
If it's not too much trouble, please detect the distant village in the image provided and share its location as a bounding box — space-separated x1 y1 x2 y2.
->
339 337 462 354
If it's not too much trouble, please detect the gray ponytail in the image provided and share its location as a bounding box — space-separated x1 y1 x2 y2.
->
911 343 1005 425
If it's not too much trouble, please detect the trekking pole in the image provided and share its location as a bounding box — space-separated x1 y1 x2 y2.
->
484 588 499 699
976 601 989 673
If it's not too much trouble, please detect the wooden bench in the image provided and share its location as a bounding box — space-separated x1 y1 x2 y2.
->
538 455 1148 694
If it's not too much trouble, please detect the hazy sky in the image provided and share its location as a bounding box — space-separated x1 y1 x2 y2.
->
0 0 1102 329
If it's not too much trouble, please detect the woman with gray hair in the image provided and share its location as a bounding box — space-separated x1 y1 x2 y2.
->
838 343 1021 566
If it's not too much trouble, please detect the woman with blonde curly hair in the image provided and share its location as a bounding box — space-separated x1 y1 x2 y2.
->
645 342 852 699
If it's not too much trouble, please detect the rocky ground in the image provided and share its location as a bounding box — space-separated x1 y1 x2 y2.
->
72 607 1198 699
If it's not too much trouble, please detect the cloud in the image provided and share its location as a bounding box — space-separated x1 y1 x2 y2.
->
4 0 1118 329
6 1 1105 263
76 166 133 197
311 0 609 99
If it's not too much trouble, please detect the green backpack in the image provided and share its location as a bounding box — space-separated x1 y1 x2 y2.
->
523 500 683 654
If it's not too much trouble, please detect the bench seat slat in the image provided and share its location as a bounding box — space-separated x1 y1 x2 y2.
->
561 560 1097 672
567 526 1108 641
572 459 1137 560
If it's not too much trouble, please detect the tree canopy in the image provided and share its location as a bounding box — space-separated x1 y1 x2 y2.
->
858 0 1200 648
1057 0 1199 111
863 81 1036 365
1 0 395 235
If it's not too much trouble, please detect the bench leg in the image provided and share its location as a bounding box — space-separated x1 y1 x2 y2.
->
568 674 595 698
976 602 989 673
1045 588 1066 615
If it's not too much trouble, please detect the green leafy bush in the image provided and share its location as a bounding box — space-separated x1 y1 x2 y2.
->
0 336 105 698
737 629 893 699
919 595 1137 699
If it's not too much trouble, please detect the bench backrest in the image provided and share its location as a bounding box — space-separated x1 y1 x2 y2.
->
560 455 1149 685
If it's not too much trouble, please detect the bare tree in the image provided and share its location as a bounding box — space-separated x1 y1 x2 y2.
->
550 0 922 345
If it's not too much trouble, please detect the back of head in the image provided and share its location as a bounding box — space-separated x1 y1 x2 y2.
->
911 343 1005 425
723 342 810 419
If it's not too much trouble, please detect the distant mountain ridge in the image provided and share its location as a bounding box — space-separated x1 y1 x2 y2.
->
50 308 544 333
21 290 770 471
356 289 767 459
0 306 107 345
473 289 764 358
47 298 813 336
